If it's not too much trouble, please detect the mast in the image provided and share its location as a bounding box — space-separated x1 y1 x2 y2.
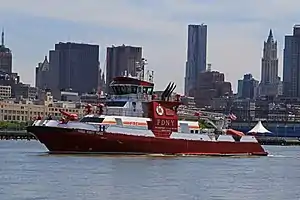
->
135 58 148 81
1 28 4 46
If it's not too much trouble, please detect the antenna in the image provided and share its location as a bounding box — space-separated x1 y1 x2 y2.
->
146 70 154 83
135 58 148 81
151 70 154 82
103 57 106 81
1 28 4 46
207 63 212 72
67 34 71 42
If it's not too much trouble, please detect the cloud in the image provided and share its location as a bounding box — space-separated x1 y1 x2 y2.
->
0 0 299 93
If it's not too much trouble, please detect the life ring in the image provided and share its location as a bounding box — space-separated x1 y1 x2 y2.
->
156 105 164 116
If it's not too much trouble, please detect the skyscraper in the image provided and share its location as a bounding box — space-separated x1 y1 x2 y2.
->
184 24 207 97
46 42 99 98
259 29 279 97
106 45 142 93
283 25 300 97
35 56 50 89
241 74 259 99
0 29 12 74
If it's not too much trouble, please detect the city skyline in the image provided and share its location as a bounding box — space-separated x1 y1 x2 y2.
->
0 1 300 94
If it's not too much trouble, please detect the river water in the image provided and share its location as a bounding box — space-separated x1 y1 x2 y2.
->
0 141 299 200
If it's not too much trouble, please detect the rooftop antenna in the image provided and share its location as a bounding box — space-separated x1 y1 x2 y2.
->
146 69 154 83
67 34 71 42
1 28 4 46
207 63 212 72
150 70 154 82
102 59 106 81
135 58 148 81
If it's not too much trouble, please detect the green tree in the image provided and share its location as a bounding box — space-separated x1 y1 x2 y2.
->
0 121 30 130
0 121 8 130
198 119 207 129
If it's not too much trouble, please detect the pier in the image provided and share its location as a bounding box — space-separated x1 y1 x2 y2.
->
256 136 300 146
0 130 37 140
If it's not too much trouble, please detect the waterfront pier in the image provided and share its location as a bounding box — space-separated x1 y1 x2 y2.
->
256 136 300 146
0 130 37 140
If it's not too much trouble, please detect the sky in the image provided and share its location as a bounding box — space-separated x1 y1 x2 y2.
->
0 0 299 94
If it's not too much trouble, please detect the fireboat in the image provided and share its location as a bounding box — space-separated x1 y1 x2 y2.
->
27 59 268 156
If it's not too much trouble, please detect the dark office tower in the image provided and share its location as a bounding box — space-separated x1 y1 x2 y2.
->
283 25 300 97
185 24 207 97
48 42 99 98
35 56 50 89
241 74 259 99
0 30 12 74
106 45 142 93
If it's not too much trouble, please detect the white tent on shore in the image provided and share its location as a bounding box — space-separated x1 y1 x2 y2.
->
248 121 272 134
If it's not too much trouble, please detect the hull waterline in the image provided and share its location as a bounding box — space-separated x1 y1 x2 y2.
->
27 126 268 156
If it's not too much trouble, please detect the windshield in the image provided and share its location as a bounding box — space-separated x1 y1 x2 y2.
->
80 117 104 123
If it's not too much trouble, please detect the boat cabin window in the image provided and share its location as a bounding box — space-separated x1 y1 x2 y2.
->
142 87 153 95
111 85 138 95
106 101 127 107
80 117 104 123
111 84 154 96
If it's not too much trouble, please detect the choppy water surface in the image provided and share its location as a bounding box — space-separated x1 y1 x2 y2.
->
0 141 300 200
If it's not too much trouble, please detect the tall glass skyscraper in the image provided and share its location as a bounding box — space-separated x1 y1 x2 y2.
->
283 25 300 97
184 24 207 97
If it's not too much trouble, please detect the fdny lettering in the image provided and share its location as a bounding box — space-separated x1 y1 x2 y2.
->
155 119 176 127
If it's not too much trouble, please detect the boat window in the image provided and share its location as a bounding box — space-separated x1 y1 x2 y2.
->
148 87 153 95
106 101 127 107
119 86 124 94
80 117 104 123
143 87 148 94
111 86 117 94
131 86 138 94
115 86 121 94
142 87 153 95
125 86 131 94
190 130 194 133
112 85 138 95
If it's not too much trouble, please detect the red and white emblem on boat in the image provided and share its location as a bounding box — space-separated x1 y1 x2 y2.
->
156 105 164 116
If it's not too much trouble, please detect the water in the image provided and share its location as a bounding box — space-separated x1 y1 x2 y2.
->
0 141 300 200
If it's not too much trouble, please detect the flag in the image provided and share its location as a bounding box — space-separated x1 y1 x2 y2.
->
228 113 237 120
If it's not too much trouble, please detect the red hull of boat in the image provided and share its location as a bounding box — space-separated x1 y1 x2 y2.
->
27 126 268 156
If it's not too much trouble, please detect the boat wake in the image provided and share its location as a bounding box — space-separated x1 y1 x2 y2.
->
34 151 266 159
267 154 293 158
268 154 282 157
